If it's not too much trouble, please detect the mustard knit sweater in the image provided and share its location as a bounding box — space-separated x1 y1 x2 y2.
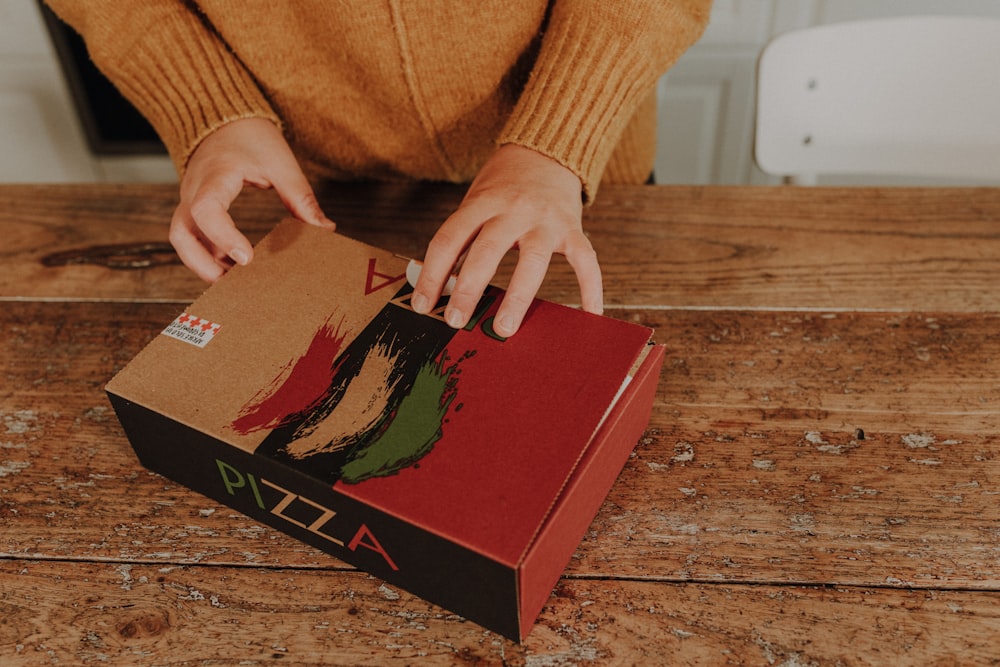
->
47 1 710 200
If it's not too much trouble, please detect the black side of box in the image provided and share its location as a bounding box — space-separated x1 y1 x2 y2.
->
106 392 520 639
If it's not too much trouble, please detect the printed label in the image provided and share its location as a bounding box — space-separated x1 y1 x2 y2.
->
162 312 221 348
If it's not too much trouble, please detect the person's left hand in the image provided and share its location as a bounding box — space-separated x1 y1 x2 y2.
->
410 144 604 337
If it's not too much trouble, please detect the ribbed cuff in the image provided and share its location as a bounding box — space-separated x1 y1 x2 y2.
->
499 0 709 202
85 5 280 173
601 90 658 186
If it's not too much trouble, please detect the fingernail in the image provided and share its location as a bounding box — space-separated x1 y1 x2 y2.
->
496 313 519 337
411 293 429 314
445 308 465 329
229 248 250 266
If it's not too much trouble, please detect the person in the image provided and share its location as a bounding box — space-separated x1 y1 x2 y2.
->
46 1 711 336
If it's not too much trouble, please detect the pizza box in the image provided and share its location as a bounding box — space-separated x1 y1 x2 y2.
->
106 219 664 640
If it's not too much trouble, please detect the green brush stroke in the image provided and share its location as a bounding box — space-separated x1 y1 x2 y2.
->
339 355 457 484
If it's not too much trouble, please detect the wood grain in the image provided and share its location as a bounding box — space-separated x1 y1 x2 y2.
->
3 560 999 666
4 184 1000 310
4 184 1000 663
3 303 998 586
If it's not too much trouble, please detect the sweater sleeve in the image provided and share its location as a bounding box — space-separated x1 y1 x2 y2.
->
44 0 280 173
497 0 711 201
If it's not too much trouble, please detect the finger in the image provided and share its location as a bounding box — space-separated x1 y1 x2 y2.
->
269 158 336 230
406 259 457 296
444 220 517 329
412 207 485 315
169 207 230 282
493 239 553 337
564 232 604 315
185 173 255 268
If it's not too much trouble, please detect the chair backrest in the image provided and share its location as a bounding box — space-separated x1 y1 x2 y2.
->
754 15 1000 184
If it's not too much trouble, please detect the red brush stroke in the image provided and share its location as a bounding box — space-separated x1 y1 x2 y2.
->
232 316 347 434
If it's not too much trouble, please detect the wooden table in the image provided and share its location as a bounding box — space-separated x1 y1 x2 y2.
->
2 183 999 665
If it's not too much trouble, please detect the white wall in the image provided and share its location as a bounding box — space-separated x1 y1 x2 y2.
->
0 0 98 182
0 0 176 183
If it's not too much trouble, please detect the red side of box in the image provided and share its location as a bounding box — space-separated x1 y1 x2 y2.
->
517 344 666 640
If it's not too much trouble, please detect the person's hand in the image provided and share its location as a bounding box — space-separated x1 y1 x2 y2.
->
411 144 603 337
170 117 335 282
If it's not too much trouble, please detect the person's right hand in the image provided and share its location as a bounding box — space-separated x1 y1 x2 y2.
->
170 117 335 282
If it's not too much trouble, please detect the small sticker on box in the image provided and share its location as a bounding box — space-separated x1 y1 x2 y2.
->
162 312 221 348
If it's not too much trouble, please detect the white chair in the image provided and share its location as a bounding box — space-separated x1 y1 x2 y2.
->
754 15 1000 185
